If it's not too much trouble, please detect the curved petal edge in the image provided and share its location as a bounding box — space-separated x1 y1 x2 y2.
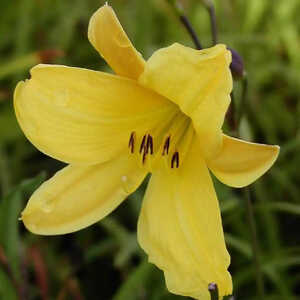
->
88 4 145 79
139 43 232 158
22 153 147 235
14 64 174 165
138 140 232 299
207 134 280 188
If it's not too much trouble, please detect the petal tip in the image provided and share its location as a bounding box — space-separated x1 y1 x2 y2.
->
87 3 144 79
21 204 62 236
269 144 280 164
208 136 281 188
88 4 115 45
21 208 39 235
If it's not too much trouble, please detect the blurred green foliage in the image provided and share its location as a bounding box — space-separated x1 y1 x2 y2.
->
0 0 299 299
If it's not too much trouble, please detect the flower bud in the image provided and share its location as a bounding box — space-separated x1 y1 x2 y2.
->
229 47 244 80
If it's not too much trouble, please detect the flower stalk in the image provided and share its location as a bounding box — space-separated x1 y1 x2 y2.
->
167 0 202 49
232 69 264 300
201 0 218 45
232 70 264 300
231 59 265 300
179 15 203 49
244 187 265 300
235 76 248 128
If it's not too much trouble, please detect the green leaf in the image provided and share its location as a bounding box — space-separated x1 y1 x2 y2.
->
225 233 252 258
112 260 157 300
0 270 17 300
258 202 300 215
0 190 22 278
99 217 141 268
0 172 46 278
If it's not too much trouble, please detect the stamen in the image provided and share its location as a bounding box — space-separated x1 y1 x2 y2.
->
142 151 147 164
162 136 170 155
139 135 147 154
128 132 135 153
146 135 154 155
141 135 153 164
171 152 179 168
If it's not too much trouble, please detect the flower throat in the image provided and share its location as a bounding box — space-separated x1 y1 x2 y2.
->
128 113 194 171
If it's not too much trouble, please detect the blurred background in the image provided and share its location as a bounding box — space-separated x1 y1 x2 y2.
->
0 0 299 299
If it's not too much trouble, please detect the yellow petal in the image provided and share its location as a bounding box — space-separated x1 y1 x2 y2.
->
14 64 175 165
22 152 147 235
139 43 232 158
88 4 145 79
138 140 232 299
207 134 280 188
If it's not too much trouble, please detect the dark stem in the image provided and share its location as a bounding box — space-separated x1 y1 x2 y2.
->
244 187 265 299
226 92 238 136
179 15 202 49
167 0 202 49
206 2 218 45
227 76 248 136
236 76 248 128
231 74 264 299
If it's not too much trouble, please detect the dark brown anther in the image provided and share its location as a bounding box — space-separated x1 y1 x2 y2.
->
146 135 154 155
139 135 147 154
128 132 135 153
171 152 179 168
162 136 170 155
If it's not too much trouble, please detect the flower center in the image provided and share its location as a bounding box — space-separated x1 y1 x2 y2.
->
128 112 194 171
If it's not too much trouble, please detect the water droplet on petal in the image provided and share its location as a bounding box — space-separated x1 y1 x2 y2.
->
55 89 70 107
40 197 54 213
114 31 130 48
121 175 132 194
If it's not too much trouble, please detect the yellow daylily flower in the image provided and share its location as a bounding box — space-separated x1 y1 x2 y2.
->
14 4 279 300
